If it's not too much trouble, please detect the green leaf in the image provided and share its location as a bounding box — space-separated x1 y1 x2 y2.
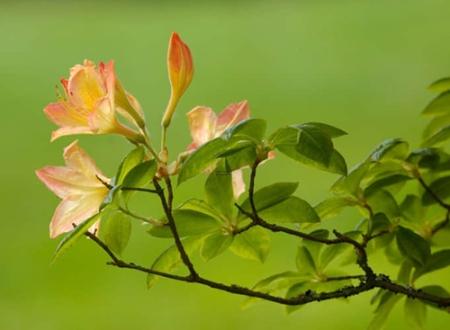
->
178 137 229 184
365 189 400 219
368 292 402 330
277 144 347 175
285 281 308 314
178 199 224 221
98 209 132 255
224 145 257 171
370 138 409 162
302 229 329 260
396 226 430 267
413 249 450 281
238 182 298 219
295 124 334 165
115 147 145 184
315 197 358 220
422 113 450 141
422 91 450 116
242 271 302 309
52 213 101 262
258 196 320 223
422 125 450 147
364 174 411 196
269 126 299 146
201 232 233 261
428 77 450 93
319 244 348 270
205 163 234 219
302 122 347 138
223 118 267 143
331 161 371 196
122 160 157 189
421 176 450 205
296 246 316 275
230 226 270 262
148 210 221 238
147 236 203 288
400 195 426 223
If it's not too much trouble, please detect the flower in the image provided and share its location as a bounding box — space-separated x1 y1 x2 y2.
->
186 100 250 198
44 60 145 142
35 141 110 238
162 32 194 128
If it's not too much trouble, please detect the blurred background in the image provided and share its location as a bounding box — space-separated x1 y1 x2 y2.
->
1 0 449 329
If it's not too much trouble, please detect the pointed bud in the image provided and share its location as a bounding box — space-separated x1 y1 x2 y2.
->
162 32 194 128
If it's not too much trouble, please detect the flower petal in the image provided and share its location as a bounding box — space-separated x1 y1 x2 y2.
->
63 141 108 182
49 193 105 238
67 60 105 110
231 170 246 200
186 106 217 149
216 100 250 134
44 102 90 127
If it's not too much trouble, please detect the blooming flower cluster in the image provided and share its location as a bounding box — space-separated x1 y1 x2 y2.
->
36 33 263 238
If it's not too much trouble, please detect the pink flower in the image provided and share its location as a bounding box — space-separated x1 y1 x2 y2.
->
186 100 250 198
36 141 110 238
44 60 145 142
162 32 194 128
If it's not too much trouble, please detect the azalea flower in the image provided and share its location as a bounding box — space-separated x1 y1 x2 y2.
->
44 60 145 142
186 100 250 198
162 32 194 128
36 141 110 238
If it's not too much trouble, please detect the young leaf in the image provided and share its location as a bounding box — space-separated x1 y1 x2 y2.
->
148 210 221 238
258 196 320 223
285 281 309 314
115 147 145 184
147 236 203 288
52 213 101 262
396 226 430 267
201 232 233 261
178 137 229 184
422 114 450 141
230 226 270 262
238 182 298 218
303 229 329 260
99 209 132 255
205 163 234 219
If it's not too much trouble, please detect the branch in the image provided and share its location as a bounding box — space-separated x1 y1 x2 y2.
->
153 177 198 279
84 230 450 308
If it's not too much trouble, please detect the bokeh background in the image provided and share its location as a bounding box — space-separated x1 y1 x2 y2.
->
1 0 449 329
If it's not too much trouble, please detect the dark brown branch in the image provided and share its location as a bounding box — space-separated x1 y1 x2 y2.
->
153 177 198 279
84 230 450 308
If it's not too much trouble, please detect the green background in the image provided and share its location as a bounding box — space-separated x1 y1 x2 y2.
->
1 0 449 329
